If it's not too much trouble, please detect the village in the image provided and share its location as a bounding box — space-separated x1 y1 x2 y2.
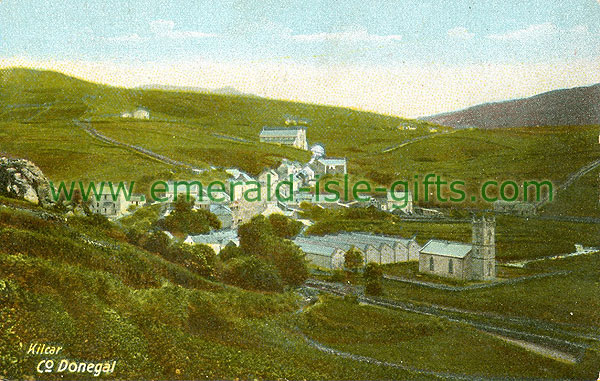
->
89 115 499 282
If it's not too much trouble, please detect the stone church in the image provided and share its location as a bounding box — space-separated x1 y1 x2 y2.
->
419 216 496 281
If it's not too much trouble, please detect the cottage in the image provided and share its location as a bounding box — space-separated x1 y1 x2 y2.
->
88 184 132 218
132 107 150 120
259 126 308 150
184 229 239 253
418 216 496 281
312 157 347 176
210 204 233 229
493 200 537 216
386 191 414 214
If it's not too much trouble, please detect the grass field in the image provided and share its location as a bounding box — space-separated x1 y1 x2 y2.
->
381 252 600 328
296 295 585 379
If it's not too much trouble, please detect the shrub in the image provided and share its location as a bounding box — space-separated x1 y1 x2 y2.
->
222 256 283 292
269 213 303 238
264 239 309 286
168 243 216 277
238 215 273 256
344 246 364 272
219 243 243 262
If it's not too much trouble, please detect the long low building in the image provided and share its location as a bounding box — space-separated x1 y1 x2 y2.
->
294 232 420 269
294 241 346 270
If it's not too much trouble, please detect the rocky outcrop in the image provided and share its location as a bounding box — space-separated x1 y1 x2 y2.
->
0 157 52 205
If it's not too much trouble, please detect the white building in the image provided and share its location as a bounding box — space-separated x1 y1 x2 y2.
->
184 229 239 253
259 126 308 150
132 107 150 120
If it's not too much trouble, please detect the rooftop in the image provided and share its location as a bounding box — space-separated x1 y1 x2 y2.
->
420 240 472 258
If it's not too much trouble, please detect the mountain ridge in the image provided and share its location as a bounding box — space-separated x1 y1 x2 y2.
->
422 83 600 129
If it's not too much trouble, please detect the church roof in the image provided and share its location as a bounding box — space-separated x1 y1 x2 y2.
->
260 126 306 137
420 240 472 258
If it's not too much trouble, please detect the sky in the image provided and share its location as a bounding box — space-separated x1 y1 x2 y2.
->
1 0 599 117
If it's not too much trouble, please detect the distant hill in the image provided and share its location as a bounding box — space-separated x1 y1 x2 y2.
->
137 84 255 97
422 83 600 129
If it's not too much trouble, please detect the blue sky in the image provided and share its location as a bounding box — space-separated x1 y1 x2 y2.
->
1 0 599 116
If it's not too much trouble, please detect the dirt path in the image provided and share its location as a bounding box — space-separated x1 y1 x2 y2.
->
489 334 577 364
302 280 591 359
73 118 209 173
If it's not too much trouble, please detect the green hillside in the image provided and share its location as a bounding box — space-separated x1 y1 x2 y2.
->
2 198 598 379
2 67 600 379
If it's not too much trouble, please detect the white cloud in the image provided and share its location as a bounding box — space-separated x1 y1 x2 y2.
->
569 25 589 35
487 22 558 41
290 29 402 43
447 27 474 40
103 33 146 43
149 19 218 39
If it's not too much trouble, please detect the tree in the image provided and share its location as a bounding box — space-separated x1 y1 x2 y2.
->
222 256 283 292
141 230 171 256
268 213 303 239
364 262 383 296
264 239 309 286
169 243 216 277
238 215 273 256
219 243 244 262
157 198 221 235
344 246 364 272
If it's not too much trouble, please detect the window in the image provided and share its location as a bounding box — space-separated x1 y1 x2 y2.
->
488 265 492 276
429 256 434 271
448 259 453 274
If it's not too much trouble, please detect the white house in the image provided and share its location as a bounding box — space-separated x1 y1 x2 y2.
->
386 191 414 214
184 229 239 253
132 107 150 120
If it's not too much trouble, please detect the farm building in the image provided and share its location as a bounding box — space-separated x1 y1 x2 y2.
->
132 107 150 119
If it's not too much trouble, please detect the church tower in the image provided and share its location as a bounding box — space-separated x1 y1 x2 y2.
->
471 215 496 280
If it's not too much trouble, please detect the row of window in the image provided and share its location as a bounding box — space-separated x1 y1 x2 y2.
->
428 257 494 276
429 256 453 273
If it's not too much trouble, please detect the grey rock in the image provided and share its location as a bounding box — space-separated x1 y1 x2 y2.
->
0 157 52 206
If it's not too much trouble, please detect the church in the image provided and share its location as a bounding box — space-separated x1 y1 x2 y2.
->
418 216 496 281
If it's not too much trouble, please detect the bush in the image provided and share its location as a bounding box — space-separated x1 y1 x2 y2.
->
269 213 303 238
264 239 309 286
156 198 221 235
219 243 243 262
344 247 364 272
364 262 383 296
169 243 216 278
238 215 273 256
329 269 346 282
222 256 283 292
140 231 171 256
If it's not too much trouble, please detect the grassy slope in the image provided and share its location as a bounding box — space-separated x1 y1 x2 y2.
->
297 295 584 379
0 201 417 380
1 201 595 379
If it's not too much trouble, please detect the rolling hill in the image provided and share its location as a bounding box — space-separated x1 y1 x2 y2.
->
423 83 600 129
